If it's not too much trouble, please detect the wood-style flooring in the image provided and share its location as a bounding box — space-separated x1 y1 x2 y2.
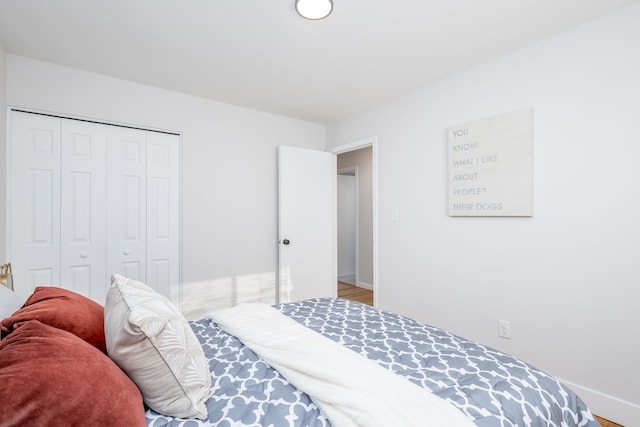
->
595 416 624 427
337 281 373 306
337 282 623 426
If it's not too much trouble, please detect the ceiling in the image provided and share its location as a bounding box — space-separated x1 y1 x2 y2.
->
0 0 637 124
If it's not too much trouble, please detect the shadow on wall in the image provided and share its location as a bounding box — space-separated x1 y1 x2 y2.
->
181 271 277 321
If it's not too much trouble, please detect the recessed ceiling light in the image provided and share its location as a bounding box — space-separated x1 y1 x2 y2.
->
295 0 333 20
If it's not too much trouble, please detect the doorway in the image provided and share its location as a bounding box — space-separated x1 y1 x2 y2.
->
333 139 376 306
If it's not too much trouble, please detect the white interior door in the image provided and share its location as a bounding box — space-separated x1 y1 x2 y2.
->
60 119 108 302
146 131 180 302
9 112 61 297
278 146 336 303
9 111 181 304
106 126 148 283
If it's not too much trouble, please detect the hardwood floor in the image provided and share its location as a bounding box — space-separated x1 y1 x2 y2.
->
337 282 622 426
595 415 624 427
337 281 373 306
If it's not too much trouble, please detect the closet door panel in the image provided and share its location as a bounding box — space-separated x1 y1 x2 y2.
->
122 261 142 279
9 112 61 297
106 127 147 283
147 132 180 303
60 119 108 303
10 112 181 303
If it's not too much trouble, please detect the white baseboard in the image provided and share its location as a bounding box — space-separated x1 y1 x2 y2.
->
355 281 373 291
560 378 640 426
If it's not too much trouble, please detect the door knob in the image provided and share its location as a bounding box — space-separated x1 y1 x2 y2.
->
282 239 290 245
80 252 88 259
123 249 131 255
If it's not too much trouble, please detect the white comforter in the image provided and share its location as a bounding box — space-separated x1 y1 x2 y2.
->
209 303 475 427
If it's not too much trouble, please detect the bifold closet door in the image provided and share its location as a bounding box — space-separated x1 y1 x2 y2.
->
9 111 180 304
105 127 180 301
146 131 180 302
60 120 108 302
106 126 148 285
9 112 62 294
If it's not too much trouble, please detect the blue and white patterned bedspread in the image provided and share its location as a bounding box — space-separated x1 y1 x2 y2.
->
146 298 599 427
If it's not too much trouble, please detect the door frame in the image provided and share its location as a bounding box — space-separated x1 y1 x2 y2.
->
329 137 378 307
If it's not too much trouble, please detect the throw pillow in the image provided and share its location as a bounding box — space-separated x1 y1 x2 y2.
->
0 286 106 353
0 320 146 426
104 274 210 419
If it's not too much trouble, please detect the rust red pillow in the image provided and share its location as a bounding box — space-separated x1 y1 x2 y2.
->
0 286 106 353
0 320 146 427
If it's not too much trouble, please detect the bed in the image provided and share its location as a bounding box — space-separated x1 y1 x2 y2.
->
0 277 600 427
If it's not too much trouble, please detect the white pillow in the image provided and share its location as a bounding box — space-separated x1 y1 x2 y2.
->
0 285 24 320
104 274 210 419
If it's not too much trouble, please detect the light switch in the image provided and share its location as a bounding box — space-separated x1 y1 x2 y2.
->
391 208 399 221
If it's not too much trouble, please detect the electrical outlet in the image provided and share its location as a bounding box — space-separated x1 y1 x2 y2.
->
498 320 511 339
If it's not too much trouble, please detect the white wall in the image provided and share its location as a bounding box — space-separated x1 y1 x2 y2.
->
5 54 326 319
327 3 640 425
337 174 357 278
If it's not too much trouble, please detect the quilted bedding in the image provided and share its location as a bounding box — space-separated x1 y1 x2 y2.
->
146 298 599 427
